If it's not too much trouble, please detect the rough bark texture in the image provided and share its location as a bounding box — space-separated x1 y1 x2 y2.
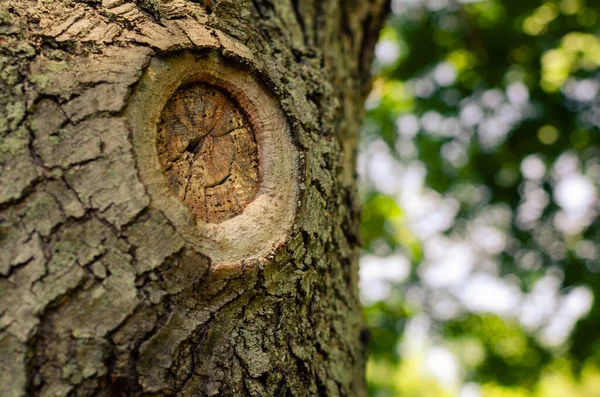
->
0 0 389 396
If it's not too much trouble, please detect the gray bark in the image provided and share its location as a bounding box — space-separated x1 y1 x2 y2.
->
0 0 389 395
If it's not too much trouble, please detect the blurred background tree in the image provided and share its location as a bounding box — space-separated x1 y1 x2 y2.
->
359 0 600 396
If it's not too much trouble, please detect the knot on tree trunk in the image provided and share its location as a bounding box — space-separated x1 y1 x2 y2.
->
157 83 259 224
127 52 299 265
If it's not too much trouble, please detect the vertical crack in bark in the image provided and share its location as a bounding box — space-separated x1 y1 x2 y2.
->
250 0 266 18
1 0 391 394
312 0 325 51
290 0 309 46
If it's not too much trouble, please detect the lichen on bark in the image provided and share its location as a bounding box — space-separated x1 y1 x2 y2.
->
0 0 390 396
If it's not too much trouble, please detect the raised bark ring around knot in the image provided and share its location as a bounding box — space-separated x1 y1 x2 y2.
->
127 52 298 265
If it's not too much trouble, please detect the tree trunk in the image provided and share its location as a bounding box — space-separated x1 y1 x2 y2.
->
0 1 388 396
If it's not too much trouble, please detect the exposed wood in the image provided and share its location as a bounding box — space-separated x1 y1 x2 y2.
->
126 52 300 266
157 83 259 224
0 0 390 396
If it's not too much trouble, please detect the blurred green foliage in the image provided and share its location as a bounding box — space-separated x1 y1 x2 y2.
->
360 0 600 395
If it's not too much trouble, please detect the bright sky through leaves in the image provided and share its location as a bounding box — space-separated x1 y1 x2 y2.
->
360 0 600 395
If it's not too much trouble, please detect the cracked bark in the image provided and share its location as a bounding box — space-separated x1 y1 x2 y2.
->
0 0 389 396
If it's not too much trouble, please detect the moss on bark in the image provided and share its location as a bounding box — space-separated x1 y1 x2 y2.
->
0 0 389 395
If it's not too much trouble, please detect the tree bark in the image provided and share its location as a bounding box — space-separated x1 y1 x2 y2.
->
0 0 388 396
